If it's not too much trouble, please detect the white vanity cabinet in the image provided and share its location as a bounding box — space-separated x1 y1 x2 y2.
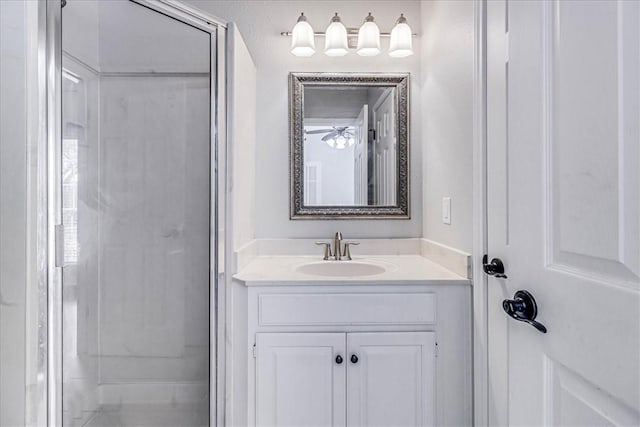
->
256 332 435 427
245 283 472 427
255 333 345 427
346 332 435 427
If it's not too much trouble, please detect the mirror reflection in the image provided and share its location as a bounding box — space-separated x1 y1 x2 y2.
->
290 73 409 219
303 86 397 207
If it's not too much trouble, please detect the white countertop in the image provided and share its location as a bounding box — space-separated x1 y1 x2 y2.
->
233 255 470 286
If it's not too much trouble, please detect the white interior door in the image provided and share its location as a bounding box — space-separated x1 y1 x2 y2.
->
346 332 435 427
372 89 396 205
354 104 368 205
304 161 322 205
256 333 346 427
487 1 640 425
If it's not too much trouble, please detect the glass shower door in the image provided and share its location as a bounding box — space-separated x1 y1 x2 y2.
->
61 1 212 425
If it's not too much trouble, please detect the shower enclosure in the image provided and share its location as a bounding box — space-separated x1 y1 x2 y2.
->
44 0 225 425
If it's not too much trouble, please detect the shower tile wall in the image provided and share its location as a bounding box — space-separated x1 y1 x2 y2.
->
96 76 210 392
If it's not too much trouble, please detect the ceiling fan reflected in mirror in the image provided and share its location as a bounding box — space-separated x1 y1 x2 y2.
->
304 126 355 150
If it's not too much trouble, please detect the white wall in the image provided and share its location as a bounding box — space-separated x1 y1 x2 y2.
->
304 87 368 119
63 0 210 73
0 2 27 424
185 0 423 239
304 132 356 205
61 0 99 69
227 24 257 427
0 1 40 425
229 25 257 251
420 0 474 253
97 0 209 73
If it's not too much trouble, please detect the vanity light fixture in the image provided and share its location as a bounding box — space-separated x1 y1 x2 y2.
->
356 13 381 57
389 14 414 57
324 13 349 57
285 12 415 58
290 13 316 57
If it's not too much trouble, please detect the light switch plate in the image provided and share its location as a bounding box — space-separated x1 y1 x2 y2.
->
442 197 451 225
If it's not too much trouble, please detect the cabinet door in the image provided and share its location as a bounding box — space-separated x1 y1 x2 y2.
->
256 333 346 427
347 332 436 427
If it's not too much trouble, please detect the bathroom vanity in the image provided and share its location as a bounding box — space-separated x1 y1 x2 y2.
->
234 253 472 427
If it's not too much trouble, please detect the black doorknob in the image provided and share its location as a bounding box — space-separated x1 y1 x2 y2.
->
502 290 547 333
335 355 343 364
483 254 508 278
350 354 359 364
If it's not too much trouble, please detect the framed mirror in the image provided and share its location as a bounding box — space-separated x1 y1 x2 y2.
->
289 72 410 219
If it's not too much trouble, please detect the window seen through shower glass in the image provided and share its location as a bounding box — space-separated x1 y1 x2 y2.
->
61 1 212 425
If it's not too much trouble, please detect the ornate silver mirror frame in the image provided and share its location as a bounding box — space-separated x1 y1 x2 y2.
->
289 72 410 219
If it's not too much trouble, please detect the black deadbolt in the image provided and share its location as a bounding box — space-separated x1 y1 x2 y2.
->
482 254 507 278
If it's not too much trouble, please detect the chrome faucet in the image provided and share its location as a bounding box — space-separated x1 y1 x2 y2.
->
333 232 343 260
315 232 359 261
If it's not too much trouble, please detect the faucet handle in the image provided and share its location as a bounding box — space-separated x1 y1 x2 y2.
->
315 242 333 260
342 241 360 261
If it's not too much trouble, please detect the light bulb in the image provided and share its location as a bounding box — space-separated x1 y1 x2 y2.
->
324 13 349 57
335 135 347 149
389 14 413 58
356 13 381 57
291 13 315 57
326 138 336 148
348 136 355 146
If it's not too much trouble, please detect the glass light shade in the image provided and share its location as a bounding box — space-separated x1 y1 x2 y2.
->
324 13 348 57
291 13 315 57
356 14 381 57
326 138 336 148
335 135 347 149
389 15 414 58
348 136 355 146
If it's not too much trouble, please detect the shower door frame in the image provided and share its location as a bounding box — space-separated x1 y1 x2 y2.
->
41 0 228 425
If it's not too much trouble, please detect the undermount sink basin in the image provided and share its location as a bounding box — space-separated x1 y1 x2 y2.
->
296 261 387 277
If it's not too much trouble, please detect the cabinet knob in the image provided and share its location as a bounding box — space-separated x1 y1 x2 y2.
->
350 354 359 364
335 355 343 364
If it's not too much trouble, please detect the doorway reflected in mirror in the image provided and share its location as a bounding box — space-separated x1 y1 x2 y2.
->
303 87 397 207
